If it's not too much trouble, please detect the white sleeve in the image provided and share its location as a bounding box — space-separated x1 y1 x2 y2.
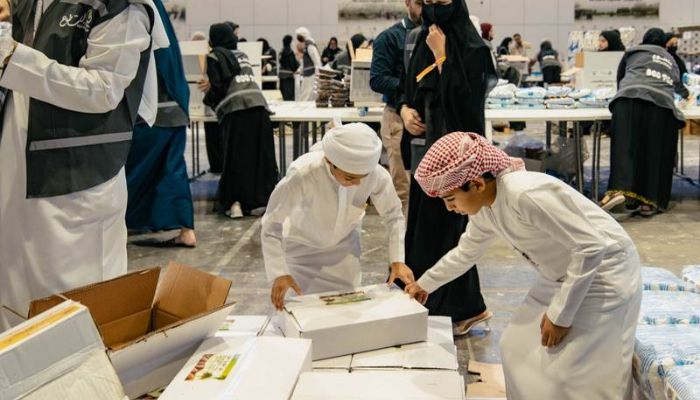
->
519 189 608 328
261 174 304 282
1 5 151 114
309 45 322 68
416 214 496 293
369 169 405 264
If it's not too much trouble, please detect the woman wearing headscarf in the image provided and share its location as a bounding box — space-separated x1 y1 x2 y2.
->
322 37 342 64
126 0 196 248
665 32 688 77
601 28 690 217
398 0 498 335
406 132 641 400
279 34 300 101
497 37 512 56
295 27 322 101
536 40 561 84
599 30 625 52
332 33 368 76
258 38 278 90
203 23 279 218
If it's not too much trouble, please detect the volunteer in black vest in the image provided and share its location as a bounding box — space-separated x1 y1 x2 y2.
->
203 23 279 219
0 0 168 330
601 28 690 217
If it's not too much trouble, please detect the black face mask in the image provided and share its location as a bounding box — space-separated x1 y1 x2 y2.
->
668 46 678 54
423 3 455 25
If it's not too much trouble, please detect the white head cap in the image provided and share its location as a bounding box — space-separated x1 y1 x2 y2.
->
322 123 382 175
295 27 312 41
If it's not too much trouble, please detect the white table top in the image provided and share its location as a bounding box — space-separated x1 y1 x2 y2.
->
190 103 700 124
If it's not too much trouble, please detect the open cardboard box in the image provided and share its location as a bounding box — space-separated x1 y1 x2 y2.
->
160 336 312 400
27 262 235 399
280 284 428 361
0 301 126 400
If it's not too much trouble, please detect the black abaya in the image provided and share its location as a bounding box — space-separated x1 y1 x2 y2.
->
219 106 279 213
204 121 224 173
608 98 684 210
401 1 495 322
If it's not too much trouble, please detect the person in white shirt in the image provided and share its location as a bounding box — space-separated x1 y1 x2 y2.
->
262 122 412 310
405 132 642 399
0 0 168 330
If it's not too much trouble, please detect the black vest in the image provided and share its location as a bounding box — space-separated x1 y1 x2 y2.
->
210 49 268 123
12 0 153 198
302 41 318 77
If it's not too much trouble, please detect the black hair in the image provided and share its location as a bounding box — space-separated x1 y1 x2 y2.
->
460 172 495 192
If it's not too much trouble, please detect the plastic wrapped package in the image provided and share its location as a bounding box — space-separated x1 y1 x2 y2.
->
516 97 546 105
568 88 592 99
578 97 610 108
488 83 517 99
544 98 575 106
683 73 700 87
665 364 700 400
515 87 547 99
503 131 545 157
487 98 515 105
511 103 547 109
634 325 700 400
683 265 700 292
592 87 616 100
641 267 689 292
546 104 576 110
546 86 572 98
639 291 700 325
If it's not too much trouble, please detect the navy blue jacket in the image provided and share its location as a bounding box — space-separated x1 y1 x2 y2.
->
370 17 416 109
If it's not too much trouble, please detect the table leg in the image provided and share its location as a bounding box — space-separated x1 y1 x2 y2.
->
574 121 584 193
280 122 287 177
680 128 685 175
195 121 200 176
592 120 602 201
312 121 318 145
190 121 196 179
545 121 552 149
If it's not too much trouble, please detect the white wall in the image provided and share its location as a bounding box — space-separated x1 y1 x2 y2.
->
180 0 700 54
183 0 339 50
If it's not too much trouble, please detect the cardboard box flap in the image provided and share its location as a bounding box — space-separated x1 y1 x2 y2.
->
109 303 237 399
28 267 160 326
285 285 427 331
153 262 231 327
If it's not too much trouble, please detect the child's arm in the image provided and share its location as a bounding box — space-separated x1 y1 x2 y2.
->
412 215 496 294
369 170 406 268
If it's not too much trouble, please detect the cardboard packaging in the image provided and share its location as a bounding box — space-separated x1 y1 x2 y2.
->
215 315 282 338
27 262 236 399
0 301 126 400
574 51 624 89
291 370 466 400
160 336 312 400
280 284 428 360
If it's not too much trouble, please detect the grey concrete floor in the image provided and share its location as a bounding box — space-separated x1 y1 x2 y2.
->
127 125 700 390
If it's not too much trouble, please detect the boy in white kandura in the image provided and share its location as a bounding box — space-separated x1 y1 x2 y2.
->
405 132 642 400
262 122 413 310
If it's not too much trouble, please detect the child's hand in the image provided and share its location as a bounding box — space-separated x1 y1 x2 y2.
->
540 314 571 348
271 275 303 311
405 282 429 305
388 262 415 286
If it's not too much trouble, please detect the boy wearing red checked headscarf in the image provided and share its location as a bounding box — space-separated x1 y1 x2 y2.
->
405 132 642 400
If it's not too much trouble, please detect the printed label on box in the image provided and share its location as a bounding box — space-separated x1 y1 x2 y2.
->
185 354 239 381
319 291 371 306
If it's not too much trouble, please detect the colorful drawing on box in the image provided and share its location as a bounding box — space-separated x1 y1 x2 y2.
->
320 291 371 306
185 354 239 381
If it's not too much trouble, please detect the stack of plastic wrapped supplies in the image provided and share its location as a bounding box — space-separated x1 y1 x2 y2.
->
683 265 700 292
514 87 546 109
544 86 575 109
633 266 700 399
486 80 517 109
575 87 616 108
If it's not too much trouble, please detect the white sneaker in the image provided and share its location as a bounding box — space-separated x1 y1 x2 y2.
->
227 202 243 219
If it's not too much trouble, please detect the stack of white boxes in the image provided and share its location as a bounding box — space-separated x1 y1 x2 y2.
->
159 284 465 399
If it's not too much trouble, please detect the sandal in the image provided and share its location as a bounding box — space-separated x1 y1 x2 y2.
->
452 310 493 337
600 192 626 211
